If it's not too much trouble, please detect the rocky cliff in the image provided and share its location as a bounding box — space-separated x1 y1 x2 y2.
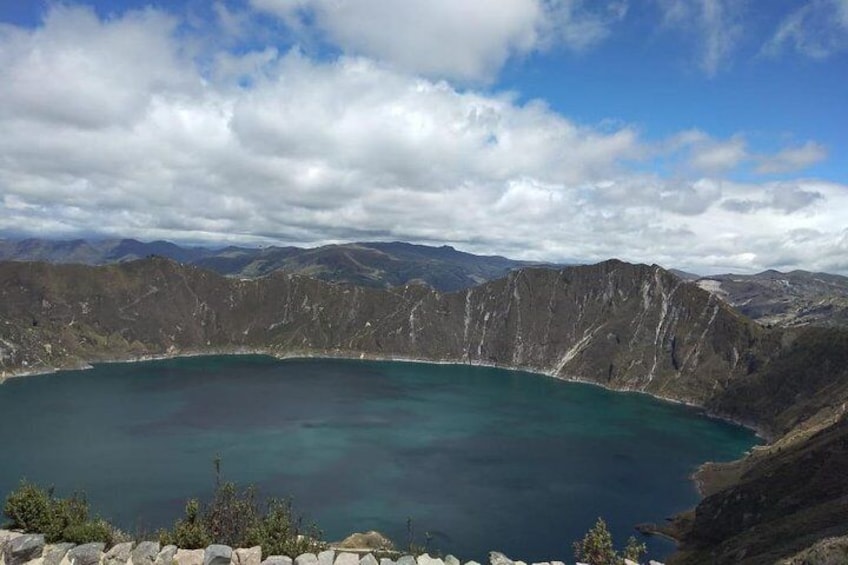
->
0 258 768 409
2 258 847 564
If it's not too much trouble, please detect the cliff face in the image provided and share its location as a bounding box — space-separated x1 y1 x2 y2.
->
0 258 767 409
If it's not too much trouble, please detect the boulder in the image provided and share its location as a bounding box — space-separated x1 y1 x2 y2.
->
443 556 459 565
395 557 415 565
550 562 565 565
416 554 443 565
464 562 481 565
5 534 45 565
259 557 292 565
317 550 335 565
131 542 160 565
530 562 550 565
649 562 665 565
294 554 318 565
204 546 232 565
67 543 105 565
233 547 262 565
335 533 393 552
624 560 639 565
103 542 134 565
154 546 177 565
43 544 76 565
379 559 395 565
359 555 378 565
173 549 204 565
488 553 513 565
333 553 359 565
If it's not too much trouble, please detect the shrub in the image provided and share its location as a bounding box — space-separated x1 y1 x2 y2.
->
573 517 647 565
3 480 118 545
63 519 113 545
3 480 54 535
160 499 212 549
246 498 323 557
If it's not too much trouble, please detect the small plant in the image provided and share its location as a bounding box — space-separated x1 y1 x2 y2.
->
160 499 212 549
573 517 647 565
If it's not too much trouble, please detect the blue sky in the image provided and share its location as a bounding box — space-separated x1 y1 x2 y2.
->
0 0 846 274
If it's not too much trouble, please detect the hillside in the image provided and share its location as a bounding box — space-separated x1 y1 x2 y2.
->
1 258 847 563
693 270 848 328
0 239 533 292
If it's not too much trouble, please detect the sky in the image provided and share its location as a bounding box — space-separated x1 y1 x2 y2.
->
0 0 846 275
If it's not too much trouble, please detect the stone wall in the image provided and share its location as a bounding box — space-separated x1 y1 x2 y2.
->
0 531 664 565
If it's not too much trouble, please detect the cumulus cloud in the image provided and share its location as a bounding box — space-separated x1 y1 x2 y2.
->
250 0 627 81
0 4 845 276
656 0 742 76
763 0 848 59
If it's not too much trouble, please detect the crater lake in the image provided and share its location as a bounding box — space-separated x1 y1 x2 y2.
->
0 355 758 561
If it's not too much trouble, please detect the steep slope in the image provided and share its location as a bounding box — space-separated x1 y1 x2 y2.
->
0 258 765 408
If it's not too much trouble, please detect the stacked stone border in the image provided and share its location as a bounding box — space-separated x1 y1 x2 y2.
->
1 530 666 565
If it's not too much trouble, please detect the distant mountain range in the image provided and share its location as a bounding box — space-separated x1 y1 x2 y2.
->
0 238 536 293
3 238 848 329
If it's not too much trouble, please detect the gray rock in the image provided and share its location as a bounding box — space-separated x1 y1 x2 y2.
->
153 546 177 565
233 547 262 565
103 542 134 565
549 562 565 565
5 534 45 565
649 562 665 565
173 549 204 565
67 543 105 565
204 545 232 565
131 541 160 565
333 553 359 565
443 556 459 565
260 557 292 565
623 560 639 565
359 555 378 565
317 550 335 565
294 554 318 565
379 559 395 565
416 555 443 565
395 557 415 565
530 562 550 565
44 544 76 565
463 562 481 565
488 553 513 565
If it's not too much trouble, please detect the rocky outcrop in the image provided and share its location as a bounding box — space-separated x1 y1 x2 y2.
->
0 536 662 565
0 258 772 414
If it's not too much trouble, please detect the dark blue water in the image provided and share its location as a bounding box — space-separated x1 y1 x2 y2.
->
0 356 757 562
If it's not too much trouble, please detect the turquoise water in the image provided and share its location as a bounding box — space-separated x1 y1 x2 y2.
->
0 356 757 561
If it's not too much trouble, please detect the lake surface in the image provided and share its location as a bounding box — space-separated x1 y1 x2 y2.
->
0 356 757 561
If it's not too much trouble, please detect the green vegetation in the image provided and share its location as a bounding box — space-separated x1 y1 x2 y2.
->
3 468 323 557
572 517 647 565
2 480 119 544
159 482 323 557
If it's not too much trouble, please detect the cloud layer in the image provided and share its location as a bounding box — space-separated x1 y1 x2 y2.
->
0 4 845 275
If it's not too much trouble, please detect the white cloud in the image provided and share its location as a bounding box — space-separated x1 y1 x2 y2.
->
0 4 845 276
250 0 626 81
755 141 828 174
656 0 742 76
764 0 848 59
